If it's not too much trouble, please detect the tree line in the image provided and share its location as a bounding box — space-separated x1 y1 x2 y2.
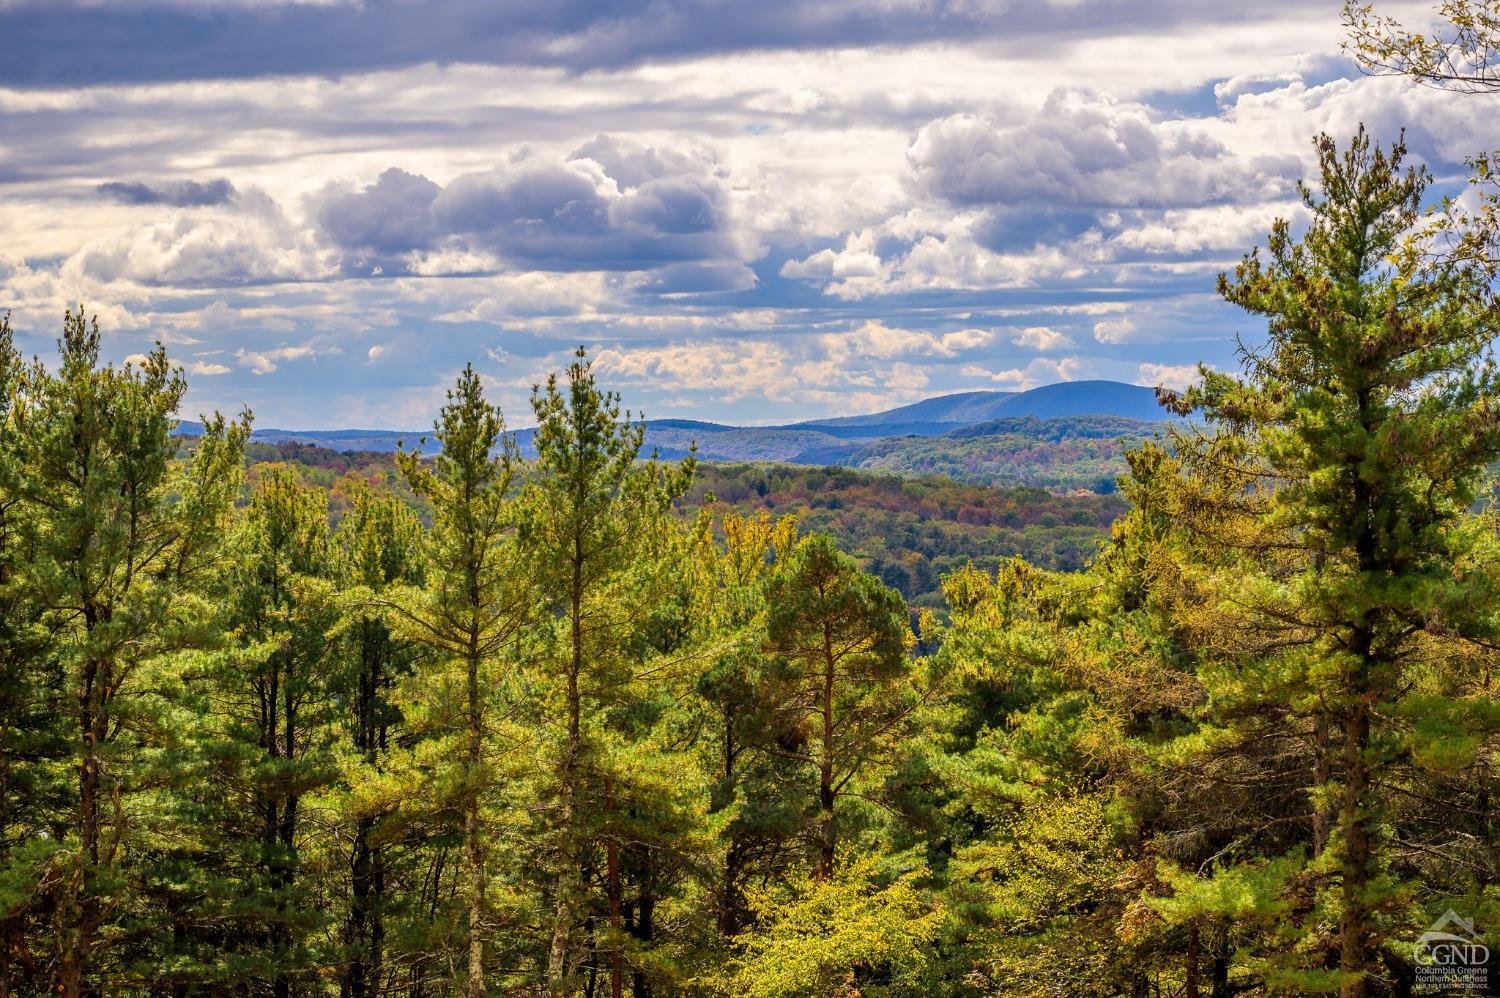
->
3 130 1500 997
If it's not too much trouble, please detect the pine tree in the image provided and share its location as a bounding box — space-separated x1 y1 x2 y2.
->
692 511 805 937
5 308 246 995
761 534 913 880
388 364 532 998
334 486 424 998
520 347 694 995
226 465 341 994
0 311 69 993
1168 128 1500 996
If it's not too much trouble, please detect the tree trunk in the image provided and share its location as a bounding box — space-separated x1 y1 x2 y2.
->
817 624 836 880
606 776 622 998
1186 920 1200 998
1339 683 1372 998
548 546 586 988
1210 930 1232 998
59 655 105 998
465 640 486 998
632 876 655 998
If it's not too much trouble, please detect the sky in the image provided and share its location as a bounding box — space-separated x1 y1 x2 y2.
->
0 0 1493 429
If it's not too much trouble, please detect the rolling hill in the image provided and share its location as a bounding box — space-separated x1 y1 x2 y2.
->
177 379 1179 488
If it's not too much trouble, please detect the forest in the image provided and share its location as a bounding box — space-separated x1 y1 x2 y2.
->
5 84 1500 998
232 443 1125 609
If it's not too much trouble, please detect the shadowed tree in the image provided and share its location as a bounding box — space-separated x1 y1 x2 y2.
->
762 534 913 880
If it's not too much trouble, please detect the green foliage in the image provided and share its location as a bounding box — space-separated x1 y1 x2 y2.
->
712 858 943 998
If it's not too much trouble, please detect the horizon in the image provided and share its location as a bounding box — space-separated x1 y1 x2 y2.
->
5 2 1496 429
186 376 1153 433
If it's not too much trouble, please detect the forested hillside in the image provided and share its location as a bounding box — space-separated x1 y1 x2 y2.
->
835 415 1157 491
233 443 1125 608
3 132 1500 998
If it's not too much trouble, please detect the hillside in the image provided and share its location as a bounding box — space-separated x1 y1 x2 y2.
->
236 441 1126 608
840 415 1162 491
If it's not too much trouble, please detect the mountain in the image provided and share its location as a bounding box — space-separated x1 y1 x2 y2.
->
175 380 1178 487
795 380 1170 428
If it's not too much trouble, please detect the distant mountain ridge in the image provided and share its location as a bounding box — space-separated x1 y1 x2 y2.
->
177 380 1179 487
795 381 1170 427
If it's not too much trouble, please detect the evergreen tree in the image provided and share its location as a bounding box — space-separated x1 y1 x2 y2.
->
520 347 695 995
761 534 913 880
227 465 341 994
388 364 532 998
5 308 246 995
333 486 424 998
0 311 68 993
1168 128 1500 996
692 511 805 937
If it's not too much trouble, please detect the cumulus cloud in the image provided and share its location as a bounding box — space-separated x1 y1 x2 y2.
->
1093 317 1139 344
907 90 1300 210
98 178 237 207
1011 326 1074 350
313 139 744 279
826 320 993 360
961 355 1089 389
1137 361 1208 390
592 320 1004 411
316 168 441 261
66 188 328 286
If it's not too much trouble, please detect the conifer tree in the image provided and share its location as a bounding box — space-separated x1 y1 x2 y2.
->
388 365 532 998
692 511 805 936
761 534 912 880
520 347 694 995
5 308 246 995
0 311 66 993
225 465 341 995
1169 129 1500 996
334 486 424 998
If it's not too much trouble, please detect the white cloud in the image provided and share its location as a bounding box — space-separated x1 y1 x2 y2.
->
1011 325 1074 350
825 320 994 360
1093 317 1139 344
907 89 1300 209
1137 361 1208 390
961 355 1088 389
234 341 339 374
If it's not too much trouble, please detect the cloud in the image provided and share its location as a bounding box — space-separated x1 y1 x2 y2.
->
314 139 743 278
1093 317 1139 344
591 323 990 412
0 0 1318 87
123 350 231 375
907 90 1300 210
66 188 328 286
1011 325 1074 350
316 167 441 261
827 320 993 360
1137 361 1207 390
235 341 339 374
98 178 237 207
961 355 1088 390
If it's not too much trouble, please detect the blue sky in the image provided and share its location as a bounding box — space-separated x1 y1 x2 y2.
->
0 0 1492 428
